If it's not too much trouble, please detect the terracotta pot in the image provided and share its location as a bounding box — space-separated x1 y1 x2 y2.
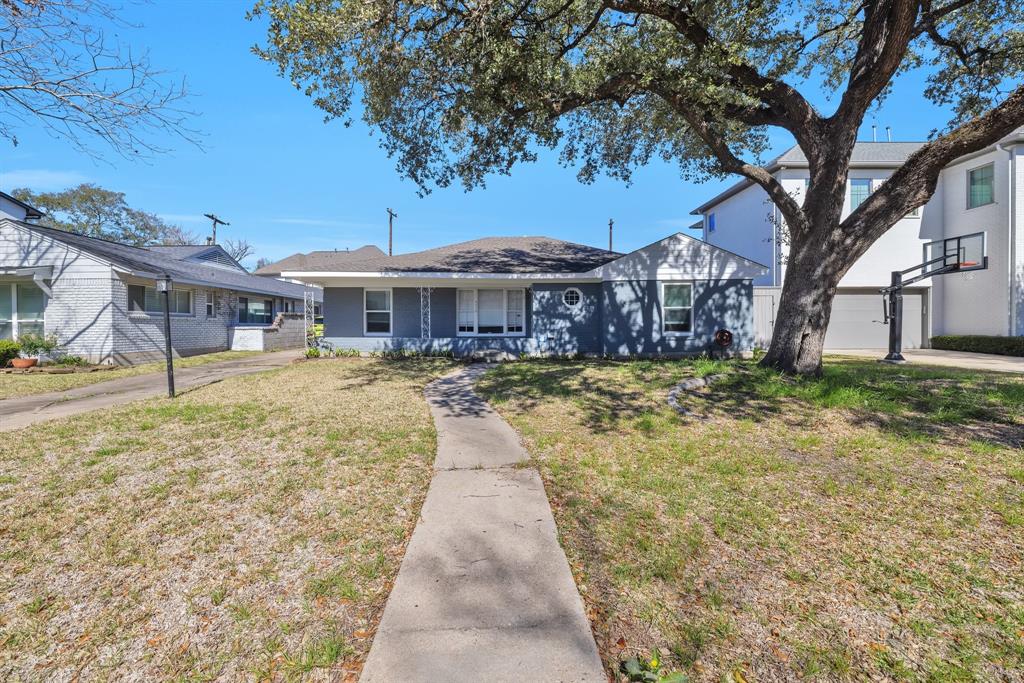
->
11 357 38 369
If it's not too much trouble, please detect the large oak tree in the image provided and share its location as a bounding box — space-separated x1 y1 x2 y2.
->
251 0 1024 374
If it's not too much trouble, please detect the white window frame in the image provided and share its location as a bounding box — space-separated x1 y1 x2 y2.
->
0 281 46 340
455 288 527 337
128 285 192 316
562 287 582 309
364 288 393 336
966 162 995 209
660 282 694 337
205 290 217 317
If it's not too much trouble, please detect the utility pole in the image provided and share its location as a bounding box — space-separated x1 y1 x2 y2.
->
203 213 230 244
608 218 614 252
387 208 398 256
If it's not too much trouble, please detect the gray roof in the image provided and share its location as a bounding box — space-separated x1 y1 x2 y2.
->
774 141 925 165
254 245 386 275
283 236 622 274
692 141 927 214
6 220 321 301
148 244 218 259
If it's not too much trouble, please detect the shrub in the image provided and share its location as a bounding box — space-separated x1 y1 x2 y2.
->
0 339 21 367
930 335 1024 357
15 332 60 358
305 347 321 359
55 355 89 367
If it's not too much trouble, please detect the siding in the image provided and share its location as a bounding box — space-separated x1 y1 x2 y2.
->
603 279 754 355
531 283 601 354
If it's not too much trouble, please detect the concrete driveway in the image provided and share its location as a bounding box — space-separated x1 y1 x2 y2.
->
0 349 302 431
827 348 1024 373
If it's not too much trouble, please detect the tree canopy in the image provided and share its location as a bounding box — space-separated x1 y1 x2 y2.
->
14 184 190 246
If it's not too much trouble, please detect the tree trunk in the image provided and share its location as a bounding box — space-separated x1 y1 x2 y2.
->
759 236 846 375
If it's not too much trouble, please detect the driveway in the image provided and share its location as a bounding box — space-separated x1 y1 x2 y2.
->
0 349 302 431
827 348 1024 373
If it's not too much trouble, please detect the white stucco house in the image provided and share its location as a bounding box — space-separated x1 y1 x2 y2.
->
694 130 1024 349
0 193 321 364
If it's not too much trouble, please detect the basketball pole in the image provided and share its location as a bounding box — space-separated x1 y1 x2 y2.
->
883 270 906 363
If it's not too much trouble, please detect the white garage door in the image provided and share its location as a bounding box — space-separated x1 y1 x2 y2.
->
753 288 926 350
824 289 925 350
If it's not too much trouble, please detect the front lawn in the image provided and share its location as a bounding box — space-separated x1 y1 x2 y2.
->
477 359 1024 681
0 350 262 400
0 357 456 680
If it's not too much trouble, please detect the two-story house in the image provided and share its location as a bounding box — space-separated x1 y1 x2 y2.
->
694 131 1024 349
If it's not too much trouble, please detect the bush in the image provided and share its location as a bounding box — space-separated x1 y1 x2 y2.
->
0 339 21 367
17 332 60 357
930 335 1024 357
305 347 321 358
55 355 90 367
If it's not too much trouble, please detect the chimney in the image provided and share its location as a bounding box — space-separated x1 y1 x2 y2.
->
886 126 893 142
206 236 213 245
872 124 877 142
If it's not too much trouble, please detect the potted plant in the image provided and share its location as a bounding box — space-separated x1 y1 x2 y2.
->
14 332 59 368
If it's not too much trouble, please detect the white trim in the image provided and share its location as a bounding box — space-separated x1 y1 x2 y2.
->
282 270 597 281
364 287 393 336
454 287 527 337
660 281 694 337
0 280 47 339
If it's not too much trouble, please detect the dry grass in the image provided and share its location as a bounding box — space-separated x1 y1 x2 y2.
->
477 359 1024 682
0 357 456 681
0 351 261 400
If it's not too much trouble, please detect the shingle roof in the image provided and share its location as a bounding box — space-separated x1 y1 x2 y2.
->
5 220 321 301
148 244 217 259
282 236 622 274
253 245 386 275
774 141 925 165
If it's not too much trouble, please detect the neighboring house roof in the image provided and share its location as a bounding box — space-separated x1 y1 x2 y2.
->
692 130 1024 215
0 191 44 220
253 245 386 275
283 236 621 275
2 219 321 301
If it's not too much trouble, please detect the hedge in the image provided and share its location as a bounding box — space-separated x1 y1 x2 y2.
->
0 339 20 367
930 335 1024 357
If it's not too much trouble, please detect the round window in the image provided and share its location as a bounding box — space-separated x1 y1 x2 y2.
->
563 288 582 308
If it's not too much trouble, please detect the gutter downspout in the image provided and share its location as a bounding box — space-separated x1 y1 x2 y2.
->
997 142 1017 335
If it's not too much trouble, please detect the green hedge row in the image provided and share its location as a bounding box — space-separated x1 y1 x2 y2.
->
930 335 1024 357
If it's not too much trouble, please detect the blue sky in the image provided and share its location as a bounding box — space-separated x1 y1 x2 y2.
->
0 1 953 268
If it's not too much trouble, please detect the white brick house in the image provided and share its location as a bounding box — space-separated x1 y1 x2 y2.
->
693 130 1024 349
1 194 320 364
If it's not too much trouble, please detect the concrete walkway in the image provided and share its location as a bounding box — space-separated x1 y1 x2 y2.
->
361 365 605 682
827 348 1024 374
0 350 301 431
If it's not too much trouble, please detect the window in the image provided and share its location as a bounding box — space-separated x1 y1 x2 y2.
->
455 288 527 336
562 288 581 308
205 290 218 317
662 283 693 335
849 178 872 210
364 289 392 335
706 212 716 233
0 282 46 340
238 297 273 324
128 285 191 314
967 163 994 208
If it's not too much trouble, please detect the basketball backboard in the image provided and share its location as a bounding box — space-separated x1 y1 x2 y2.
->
922 231 987 274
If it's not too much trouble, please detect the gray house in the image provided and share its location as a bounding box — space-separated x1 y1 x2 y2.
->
1 200 321 364
281 234 767 357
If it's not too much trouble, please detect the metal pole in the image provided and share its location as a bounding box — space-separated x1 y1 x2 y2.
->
884 270 905 362
608 218 613 252
387 208 398 256
162 288 175 397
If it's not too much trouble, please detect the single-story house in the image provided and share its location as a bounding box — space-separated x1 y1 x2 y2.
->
280 233 768 357
1 199 322 364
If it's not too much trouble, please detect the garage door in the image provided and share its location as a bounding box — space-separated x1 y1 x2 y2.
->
824 289 924 349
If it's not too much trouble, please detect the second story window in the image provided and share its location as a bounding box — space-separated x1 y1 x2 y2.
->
849 179 872 210
967 163 994 209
